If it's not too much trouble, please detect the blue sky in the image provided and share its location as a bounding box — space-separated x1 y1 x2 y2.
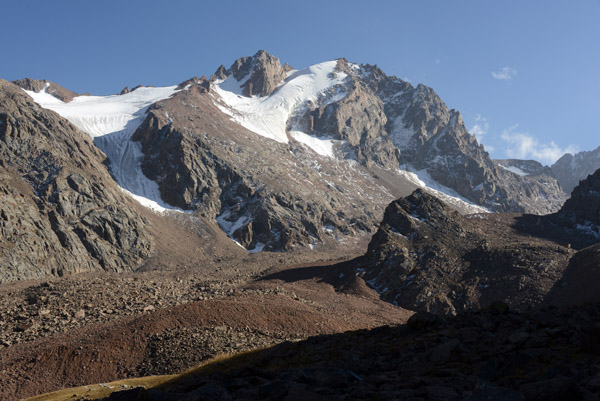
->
2 0 599 164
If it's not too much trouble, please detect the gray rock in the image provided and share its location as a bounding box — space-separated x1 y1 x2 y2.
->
359 189 573 315
465 381 524 401
0 79 153 283
551 146 600 194
12 78 79 102
430 338 460 362
219 50 287 97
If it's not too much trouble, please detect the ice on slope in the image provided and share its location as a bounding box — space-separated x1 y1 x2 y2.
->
24 86 182 213
289 131 335 157
497 164 528 177
212 60 346 157
397 168 490 214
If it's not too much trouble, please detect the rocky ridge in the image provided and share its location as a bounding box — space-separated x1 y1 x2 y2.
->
337 61 567 214
495 159 554 176
552 167 600 228
551 145 600 194
357 189 575 316
0 79 153 282
211 50 290 97
358 167 600 316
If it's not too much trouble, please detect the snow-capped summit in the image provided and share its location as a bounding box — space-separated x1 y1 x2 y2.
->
11 50 575 252
212 58 348 155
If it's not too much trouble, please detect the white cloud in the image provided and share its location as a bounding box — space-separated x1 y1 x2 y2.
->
470 115 489 143
469 115 494 151
435 58 441 65
500 124 577 164
491 66 517 81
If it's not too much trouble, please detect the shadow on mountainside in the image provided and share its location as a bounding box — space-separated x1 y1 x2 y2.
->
102 302 600 401
511 213 599 250
258 258 375 298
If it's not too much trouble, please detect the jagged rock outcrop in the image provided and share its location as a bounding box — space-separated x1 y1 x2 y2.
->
551 146 600 194
0 79 153 282
12 78 79 102
176 76 211 92
357 189 574 315
309 61 400 168
546 244 600 306
540 169 600 305
214 50 288 97
366 67 567 214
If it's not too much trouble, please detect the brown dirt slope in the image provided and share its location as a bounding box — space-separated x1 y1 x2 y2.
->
102 302 600 400
0 257 410 400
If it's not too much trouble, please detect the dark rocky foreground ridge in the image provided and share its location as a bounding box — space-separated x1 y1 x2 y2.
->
104 302 600 401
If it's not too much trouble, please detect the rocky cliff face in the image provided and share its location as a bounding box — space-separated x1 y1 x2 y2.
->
356 189 573 315
362 64 567 214
494 159 553 176
553 168 600 227
212 50 288 97
546 244 600 306
0 80 153 282
551 146 600 194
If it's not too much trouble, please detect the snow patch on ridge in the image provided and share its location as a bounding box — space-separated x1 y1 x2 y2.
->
216 210 259 252
389 113 416 148
212 60 348 155
289 131 336 157
497 164 528 177
398 167 490 214
24 86 183 213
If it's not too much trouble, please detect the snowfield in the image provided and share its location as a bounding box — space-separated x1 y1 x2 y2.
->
212 60 347 157
497 163 528 177
24 84 184 213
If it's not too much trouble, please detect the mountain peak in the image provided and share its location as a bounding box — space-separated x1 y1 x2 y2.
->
12 78 78 102
216 50 288 97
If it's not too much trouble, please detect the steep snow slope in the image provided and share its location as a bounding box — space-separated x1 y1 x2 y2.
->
212 60 346 156
397 168 490 214
24 85 182 212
